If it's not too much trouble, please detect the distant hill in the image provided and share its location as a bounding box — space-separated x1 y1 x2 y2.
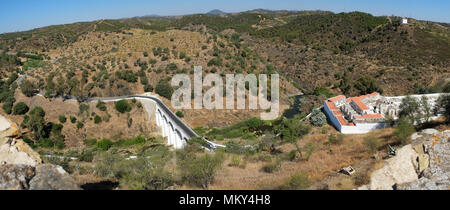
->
0 10 448 96
206 9 227 15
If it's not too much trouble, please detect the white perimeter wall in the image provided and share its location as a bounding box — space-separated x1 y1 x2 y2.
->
341 123 386 134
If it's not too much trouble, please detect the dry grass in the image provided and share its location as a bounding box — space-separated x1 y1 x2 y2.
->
203 127 398 190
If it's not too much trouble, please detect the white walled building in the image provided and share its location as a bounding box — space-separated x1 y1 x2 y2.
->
324 92 444 134
402 18 408 25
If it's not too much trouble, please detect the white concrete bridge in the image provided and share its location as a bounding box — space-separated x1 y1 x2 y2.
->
86 94 198 150
34 91 224 150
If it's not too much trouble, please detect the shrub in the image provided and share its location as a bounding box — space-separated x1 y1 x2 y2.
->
94 115 102 124
399 96 420 123
394 118 415 145
328 134 344 145
144 84 154 92
79 149 95 162
354 76 383 95
166 63 178 71
79 103 90 115
262 159 281 173
83 138 97 146
280 173 310 190
23 107 47 141
96 139 114 151
304 143 315 161
179 152 225 189
207 57 223 67
95 147 174 190
20 80 36 97
96 101 107 111
310 109 327 127
13 102 29 115
115 100 132 113
70 116 77 123
58 115 67 123
176 111 184 118
364 135 379 154
246 117 263 131
229 155 242 167
76 121 84 129
2 101 13 114
155 80 174 99
115 136 147 147
288 150 297 161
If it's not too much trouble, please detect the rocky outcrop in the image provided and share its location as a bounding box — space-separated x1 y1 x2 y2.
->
0 139 42 166
362 145 419 190
359 129 449 190
0 115 19 145
399 130 449 190
0 164 35 190
29 164 80 190
0 164 80 190
0 136 80 190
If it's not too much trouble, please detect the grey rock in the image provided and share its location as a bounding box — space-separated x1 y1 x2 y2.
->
410 133 423 141
421 129 439 135
29 164 81 190
0 164 35 190
400 130 449 190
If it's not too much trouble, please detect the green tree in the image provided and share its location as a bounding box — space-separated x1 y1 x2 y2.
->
394 118 415 145
70 116 77 123
96 139 114 151
310 109 327 127
435 95 450 122
176 111 184 118
420 96 432 123
77 121 84 129
94 115 102 124
278 117 312 160
20 79 36 97
245 117 263 131
115 100 132 113
13 102 29 115
155 80 174 99
354 76 383 95
179 152 225 189
399 96 420 124
144 84 154 92
24 107 47 141
59 115 67 123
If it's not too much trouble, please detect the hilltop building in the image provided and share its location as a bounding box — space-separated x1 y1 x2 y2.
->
324 92 442 134
402 18 408 25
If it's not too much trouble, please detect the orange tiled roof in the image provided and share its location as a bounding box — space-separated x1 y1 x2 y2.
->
351 97 369 111
326 101 338 110
326 101 355 126
359 92 380 100
355 114 383 119
329 95 346 103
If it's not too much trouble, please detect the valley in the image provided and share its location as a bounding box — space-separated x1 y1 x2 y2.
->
0 9 449 191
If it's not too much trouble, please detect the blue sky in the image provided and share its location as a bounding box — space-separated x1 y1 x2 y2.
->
0 0 449 34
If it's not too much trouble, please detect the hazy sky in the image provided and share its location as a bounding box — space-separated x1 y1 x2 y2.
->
1 0 449 34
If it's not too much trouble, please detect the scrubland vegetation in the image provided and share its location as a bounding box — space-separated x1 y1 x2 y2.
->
0 9 449 190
